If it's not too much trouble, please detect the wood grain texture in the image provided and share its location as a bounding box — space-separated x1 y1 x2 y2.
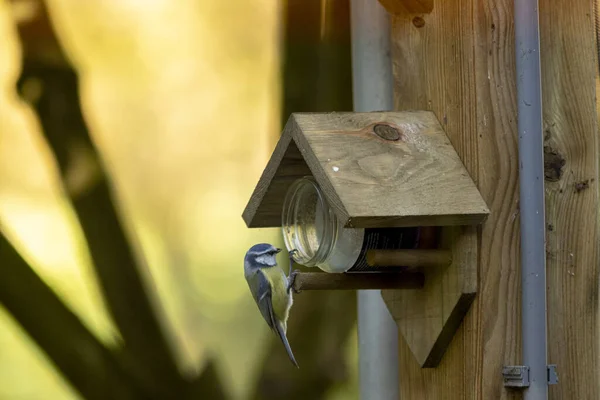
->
391 0 600 398
382 225 477 368
390 0 520 398
473 2 522 397
243 111 490 229
294 111 489 229
293 271 425 291
242 119 312 227
366 249 452 268
378 0 434 15
540 0 600 398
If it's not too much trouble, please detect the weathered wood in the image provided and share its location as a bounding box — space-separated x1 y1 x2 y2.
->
293 271 425 291
541 0 600 398
390 1 506 396
390 0 600 398
242 111 490 229
242 133 312 228
366 249 452 268
382 225 477 367
378 0 433 15
243 107 486 366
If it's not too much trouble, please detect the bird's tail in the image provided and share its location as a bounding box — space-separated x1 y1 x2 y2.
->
275 322 299 368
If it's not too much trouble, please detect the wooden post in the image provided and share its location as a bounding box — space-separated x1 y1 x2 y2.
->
389 1 599 398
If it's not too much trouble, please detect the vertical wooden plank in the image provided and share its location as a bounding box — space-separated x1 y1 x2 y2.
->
472 1 521 398
391 1 484 398
391 0 522 398
540 0 600 398
391 0 600 398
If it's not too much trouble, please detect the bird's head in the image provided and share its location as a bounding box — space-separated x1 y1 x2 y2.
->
245 243 282 268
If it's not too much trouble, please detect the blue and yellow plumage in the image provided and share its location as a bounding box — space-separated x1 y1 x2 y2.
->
244 243 299 368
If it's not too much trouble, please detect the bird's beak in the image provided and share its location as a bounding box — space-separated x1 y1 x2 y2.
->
275 248 282 253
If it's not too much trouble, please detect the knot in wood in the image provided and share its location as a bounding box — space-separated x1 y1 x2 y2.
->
543 145 565 182
412 17 426 28
373 124 401 141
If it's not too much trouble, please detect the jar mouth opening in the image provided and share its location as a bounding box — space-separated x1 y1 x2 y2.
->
281 176 337 266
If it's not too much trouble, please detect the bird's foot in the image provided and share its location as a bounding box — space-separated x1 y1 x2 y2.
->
287 269 301 294
288 249 298 265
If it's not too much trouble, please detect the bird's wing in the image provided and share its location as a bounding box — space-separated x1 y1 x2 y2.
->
247 269 278 332
247 269 299 367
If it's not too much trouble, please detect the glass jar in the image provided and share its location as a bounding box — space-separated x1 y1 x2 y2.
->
281 176 421 273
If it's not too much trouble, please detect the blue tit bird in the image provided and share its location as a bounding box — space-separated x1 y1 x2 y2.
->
244 243 299 368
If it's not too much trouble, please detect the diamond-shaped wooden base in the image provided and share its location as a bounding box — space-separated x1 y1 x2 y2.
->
382 225 477 367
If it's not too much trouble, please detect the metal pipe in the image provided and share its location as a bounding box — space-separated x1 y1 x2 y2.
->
514 0 548 398
350 1 399 399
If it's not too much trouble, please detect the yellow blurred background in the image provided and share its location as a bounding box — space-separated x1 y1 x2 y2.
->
0 0 358 398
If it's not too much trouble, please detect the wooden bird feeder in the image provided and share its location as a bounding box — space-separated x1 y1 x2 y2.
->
242 111 489 368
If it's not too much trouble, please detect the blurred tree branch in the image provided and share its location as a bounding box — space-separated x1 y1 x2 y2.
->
3 1 228 398
252 1 357 399
0 232 145 400
185 358 227 400
17 53 185 400
3 1 358 399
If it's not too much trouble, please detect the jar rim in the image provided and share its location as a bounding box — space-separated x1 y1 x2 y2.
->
281 176 337 266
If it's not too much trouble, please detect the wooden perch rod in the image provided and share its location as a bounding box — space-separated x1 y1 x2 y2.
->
366 249 452 268
292 272 424 291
